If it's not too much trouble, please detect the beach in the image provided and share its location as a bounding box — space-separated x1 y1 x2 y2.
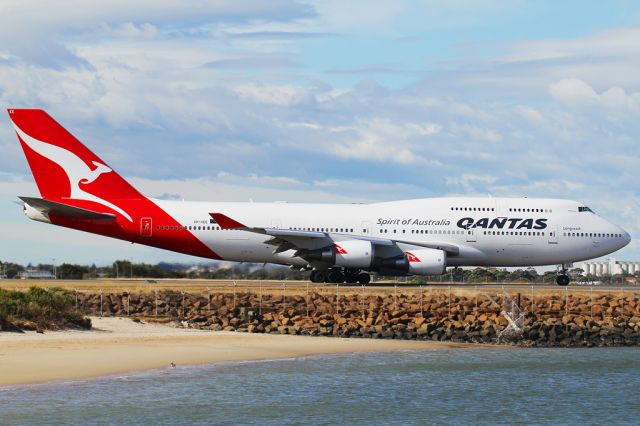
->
0 317 469 387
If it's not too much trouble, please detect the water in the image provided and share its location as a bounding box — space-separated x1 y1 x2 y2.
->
1 348 638 425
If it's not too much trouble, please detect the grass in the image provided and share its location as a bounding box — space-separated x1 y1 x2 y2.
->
0 287 91 332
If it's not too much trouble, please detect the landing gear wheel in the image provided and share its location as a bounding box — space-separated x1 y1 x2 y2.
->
311 270 327 283
556 274 570 286
357 273 371 285
344 273 358 284
328 270 345 284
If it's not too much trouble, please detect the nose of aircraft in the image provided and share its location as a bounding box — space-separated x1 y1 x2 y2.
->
622 229 631 247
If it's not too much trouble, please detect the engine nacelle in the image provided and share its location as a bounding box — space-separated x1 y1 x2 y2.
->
405 248 446 275
24 203 51 224
305 240 374 268
334 240 374 268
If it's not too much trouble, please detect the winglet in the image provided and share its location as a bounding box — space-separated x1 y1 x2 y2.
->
209 213 247 229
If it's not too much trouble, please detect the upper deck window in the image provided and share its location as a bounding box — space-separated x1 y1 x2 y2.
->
578 206 594 213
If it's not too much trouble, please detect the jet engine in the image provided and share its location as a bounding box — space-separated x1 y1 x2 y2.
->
405 248 447 275
375 248 446 275
304 240 374 268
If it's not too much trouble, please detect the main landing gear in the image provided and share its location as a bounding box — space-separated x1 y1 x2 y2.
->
310 268 370 285
556 264 571 286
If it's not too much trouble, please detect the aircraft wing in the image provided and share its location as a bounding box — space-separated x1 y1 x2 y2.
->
209 212 460 256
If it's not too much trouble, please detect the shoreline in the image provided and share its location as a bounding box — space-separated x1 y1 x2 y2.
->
0 317 474 387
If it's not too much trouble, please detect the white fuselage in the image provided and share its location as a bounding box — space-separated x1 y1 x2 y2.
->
155 197 630 268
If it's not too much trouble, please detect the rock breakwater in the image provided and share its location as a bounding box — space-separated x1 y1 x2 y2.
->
75 289 640 347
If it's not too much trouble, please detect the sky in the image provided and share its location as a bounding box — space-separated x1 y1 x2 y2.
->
0 0 638 267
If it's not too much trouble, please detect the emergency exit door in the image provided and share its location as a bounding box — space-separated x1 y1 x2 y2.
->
466 227 476 242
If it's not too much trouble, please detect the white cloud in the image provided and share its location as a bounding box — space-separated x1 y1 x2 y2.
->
549 78 640 119
515 105 545 126
448 122 502 142
113 22 159 39
234 83 310 106
548 79 599 107
324 118 442 165
445 174 497 194
503 26 640 64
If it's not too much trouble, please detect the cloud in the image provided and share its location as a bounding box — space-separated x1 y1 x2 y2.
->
233 83 311 106
321 118 442 165
445 174 497 194
134 176 363 203
203 56 300 69
547 78 640 127
0 0 315 68
448 122 502 142
548 79 600 107
113 22 160 39
224 31 340 40
405 26 640 102
502 26 640 64
325 65 416 75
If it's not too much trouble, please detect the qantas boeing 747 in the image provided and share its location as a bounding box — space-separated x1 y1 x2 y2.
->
8 109 631 285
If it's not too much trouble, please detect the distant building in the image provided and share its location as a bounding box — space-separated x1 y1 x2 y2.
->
582 260 640 276
18 269 56 279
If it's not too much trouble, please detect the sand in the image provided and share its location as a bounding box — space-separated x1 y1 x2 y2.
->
0 317 471 386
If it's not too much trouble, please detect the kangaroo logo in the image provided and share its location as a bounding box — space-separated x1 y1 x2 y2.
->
335 244 348 255
13 123 133 222
406 252 421 262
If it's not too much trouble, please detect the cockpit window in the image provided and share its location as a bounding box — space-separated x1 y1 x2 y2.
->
578 206 594 213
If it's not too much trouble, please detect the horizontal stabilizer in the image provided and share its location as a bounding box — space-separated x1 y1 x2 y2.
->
19 196 117 221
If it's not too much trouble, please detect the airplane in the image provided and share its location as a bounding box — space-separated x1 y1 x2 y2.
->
7 108 631 286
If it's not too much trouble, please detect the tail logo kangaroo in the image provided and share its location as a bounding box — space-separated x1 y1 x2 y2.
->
13 123 133 222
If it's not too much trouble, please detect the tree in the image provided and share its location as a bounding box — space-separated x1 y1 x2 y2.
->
0 262 24 279
57 263 88 279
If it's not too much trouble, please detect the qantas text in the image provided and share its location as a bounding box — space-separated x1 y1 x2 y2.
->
457 217 548 230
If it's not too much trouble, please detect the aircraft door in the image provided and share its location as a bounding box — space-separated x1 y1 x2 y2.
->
271 219 282 230
495 199 508 218
140 217 152 237
466 227 476 242
548 225 558 244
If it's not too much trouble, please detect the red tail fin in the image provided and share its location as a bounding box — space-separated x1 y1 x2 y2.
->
8 108 143 221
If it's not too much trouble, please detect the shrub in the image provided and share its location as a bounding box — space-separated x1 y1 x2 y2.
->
0 287 91 331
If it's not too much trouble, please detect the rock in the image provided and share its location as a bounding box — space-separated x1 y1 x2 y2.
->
561 315 574 325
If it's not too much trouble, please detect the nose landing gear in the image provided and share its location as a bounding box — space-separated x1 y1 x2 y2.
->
556 274 570 286
556 264 571 286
